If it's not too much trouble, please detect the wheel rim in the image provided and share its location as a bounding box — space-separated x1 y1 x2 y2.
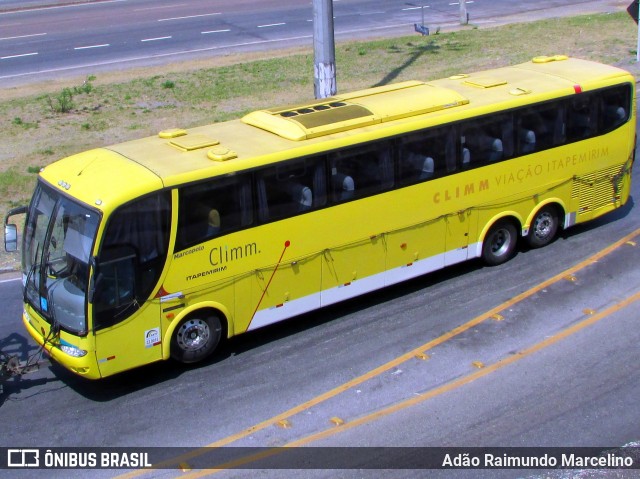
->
490 227 512 257
533 212 554 240
176 319 210 352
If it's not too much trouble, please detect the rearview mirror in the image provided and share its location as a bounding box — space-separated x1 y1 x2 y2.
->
4 224 17 252
4 205 27 252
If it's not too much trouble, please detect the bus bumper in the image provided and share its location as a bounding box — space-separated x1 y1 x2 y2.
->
22 311 101 380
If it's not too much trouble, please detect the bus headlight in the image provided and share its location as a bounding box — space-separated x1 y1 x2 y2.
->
59 343 88 358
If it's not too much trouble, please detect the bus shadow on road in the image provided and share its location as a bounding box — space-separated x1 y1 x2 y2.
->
0 332 62 408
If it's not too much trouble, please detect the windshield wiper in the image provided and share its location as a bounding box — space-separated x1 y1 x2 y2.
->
23 244 41 306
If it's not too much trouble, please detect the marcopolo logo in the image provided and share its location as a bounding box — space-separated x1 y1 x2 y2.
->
7 449 40 467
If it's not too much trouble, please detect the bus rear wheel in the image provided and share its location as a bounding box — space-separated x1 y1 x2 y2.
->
170 313 222 363
527 205 560 248
482 220 518 266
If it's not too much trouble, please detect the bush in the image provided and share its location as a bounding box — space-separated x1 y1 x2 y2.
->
47 88 75 113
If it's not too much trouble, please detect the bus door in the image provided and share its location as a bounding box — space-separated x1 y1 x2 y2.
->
91 246 164 377
91 192 171 377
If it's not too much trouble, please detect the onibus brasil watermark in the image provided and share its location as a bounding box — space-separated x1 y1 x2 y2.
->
443 451 635 468
3 446 638 470
6 449 151 469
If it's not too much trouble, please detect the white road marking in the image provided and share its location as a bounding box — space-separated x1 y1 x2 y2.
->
1 52 38 60
158 12 221 22
257 23 286 28
74 44 110 50
0 276 21 284
201 29 231 34
141 36 173 42
0 32 47 41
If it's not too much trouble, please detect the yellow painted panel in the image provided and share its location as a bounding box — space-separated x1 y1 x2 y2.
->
94 300 163 377
321 236 385 290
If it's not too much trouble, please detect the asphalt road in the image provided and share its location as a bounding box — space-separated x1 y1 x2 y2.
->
1 112 640 479
0 0 628 86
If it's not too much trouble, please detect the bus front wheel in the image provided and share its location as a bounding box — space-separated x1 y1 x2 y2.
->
527 205 560 248
482 220 518 266
170 313 222 363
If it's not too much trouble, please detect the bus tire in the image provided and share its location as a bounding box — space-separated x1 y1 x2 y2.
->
527 205 560 248
482 220 518 266
170 313 222 363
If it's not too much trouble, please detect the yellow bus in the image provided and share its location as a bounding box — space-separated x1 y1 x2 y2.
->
5 55 635 379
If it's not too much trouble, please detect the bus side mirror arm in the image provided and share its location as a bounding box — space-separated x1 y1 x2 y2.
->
5 205 27 225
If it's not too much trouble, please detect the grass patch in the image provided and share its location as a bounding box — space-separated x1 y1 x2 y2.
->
0 168 38 208
0 11 636 222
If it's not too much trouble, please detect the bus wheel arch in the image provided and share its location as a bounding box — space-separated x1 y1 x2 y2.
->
481 216 521 266
527 202 564 249
169 308 227 364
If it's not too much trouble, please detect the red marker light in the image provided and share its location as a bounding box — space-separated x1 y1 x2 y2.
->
155 285 169 298
574 84 582 94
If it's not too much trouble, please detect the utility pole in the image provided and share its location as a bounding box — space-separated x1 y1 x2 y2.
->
313 0 337 99
626 0 640 61
637 0 640 62
459 0 468 25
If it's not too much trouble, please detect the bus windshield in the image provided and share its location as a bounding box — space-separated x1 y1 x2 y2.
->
23 182 100 335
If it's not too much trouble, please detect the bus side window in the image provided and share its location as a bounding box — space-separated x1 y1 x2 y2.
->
567 94 599 141
398 127 454 185
518 104 565 153
517 108 540 155
177 174 253 250
331 173 355 201
329 140 394 202
600 85 630 133
460 114 512 167
256 156 326 223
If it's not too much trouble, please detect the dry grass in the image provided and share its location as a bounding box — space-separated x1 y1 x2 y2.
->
0 12 637 230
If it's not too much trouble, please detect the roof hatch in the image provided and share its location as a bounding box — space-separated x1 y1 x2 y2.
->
462 77 508 89
242 81 469 141
168 134 219 152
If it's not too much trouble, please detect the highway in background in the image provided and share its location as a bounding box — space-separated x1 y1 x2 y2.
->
0 0 627 86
